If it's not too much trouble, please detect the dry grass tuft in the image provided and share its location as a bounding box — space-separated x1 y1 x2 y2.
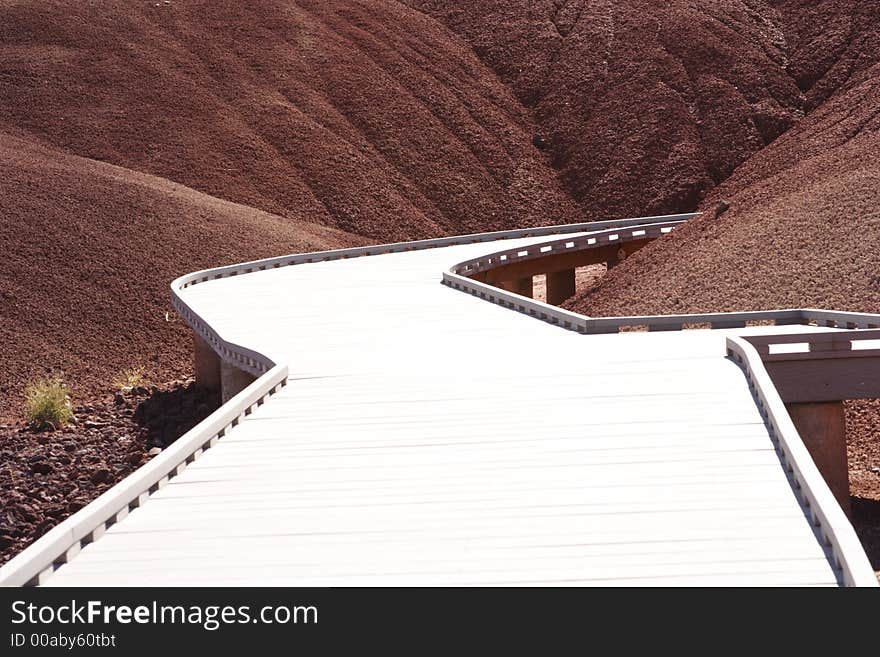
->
25 377 74 430
113 366 148 393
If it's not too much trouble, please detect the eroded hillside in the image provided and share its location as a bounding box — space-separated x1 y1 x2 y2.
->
407 0 879 216
0 0 579 242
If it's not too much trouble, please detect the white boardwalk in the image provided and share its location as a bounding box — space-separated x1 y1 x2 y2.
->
45 235 842 586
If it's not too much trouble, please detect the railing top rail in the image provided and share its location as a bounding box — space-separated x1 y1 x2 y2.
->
745 328 880 347
451 220 684 276
443 267 817 332
443 227 880 335
743 329 880 362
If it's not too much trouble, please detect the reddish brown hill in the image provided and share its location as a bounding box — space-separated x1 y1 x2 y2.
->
564 64 880 318
406 0 880 217
0 133 363 421
0 0 579 242
771 0 880 110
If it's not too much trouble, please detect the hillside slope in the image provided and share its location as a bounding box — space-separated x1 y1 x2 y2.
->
564 64 880 318
0 133 363 421
406 0 880 217
0 0 580 241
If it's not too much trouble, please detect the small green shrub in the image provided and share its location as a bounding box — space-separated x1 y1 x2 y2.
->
113 366 147 393
25 377 74 430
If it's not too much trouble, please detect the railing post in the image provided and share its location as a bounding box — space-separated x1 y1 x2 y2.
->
606 246 626 269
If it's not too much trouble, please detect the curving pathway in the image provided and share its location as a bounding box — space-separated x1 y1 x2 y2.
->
2 216 875 586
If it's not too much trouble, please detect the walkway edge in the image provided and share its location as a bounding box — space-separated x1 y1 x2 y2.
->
727 337 878 587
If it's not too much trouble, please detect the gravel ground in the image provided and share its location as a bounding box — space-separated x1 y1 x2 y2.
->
0 379 219 567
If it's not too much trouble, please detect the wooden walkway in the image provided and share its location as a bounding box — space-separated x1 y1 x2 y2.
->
40 233 848 586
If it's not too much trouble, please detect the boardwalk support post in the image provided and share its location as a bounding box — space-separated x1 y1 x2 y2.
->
194 333 221 391
607 246 627 270
221 361 257 404
546 269 576 305
497 276 533 298
785 401 850 516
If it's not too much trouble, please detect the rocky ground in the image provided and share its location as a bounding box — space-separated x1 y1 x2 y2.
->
847 400 880 498
0 378 218 567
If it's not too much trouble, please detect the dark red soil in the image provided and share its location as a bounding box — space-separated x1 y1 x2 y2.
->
551 0 880 319
846 400 880 501
0 379 219 567
848 401 880 579
564 86 880 318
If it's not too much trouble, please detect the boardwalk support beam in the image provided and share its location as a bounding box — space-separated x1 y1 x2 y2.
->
739 330 880 520
606 246 627 269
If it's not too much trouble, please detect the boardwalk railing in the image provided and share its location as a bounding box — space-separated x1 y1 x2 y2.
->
727 337 877 587
2 212 878 587
738 329 880 404
451 221 681 277
744 328 880 359
443 228 880 334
